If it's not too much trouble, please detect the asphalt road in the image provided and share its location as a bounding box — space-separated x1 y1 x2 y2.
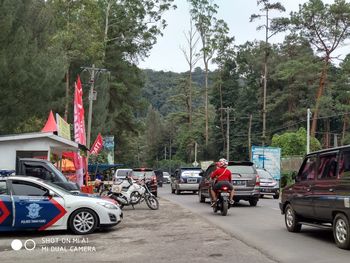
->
158 184 350 263
0 194 276 263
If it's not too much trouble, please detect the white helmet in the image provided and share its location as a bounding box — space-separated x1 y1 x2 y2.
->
217 158 228 168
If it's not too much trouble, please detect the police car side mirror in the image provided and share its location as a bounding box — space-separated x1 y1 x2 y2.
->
48 190 55 197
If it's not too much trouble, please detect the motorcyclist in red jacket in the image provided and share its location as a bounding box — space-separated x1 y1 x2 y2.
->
210 158 234 206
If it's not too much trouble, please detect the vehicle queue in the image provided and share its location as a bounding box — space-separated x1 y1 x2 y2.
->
1 148 350 251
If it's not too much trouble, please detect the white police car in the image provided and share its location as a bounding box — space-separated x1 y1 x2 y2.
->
0 176 122 234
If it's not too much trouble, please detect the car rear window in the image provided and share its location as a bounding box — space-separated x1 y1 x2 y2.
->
257 169 273 179
116 170 132 177
228 165 255 178
133 171 154 179
181 170 201 177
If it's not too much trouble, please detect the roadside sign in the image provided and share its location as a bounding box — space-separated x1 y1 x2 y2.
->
192 161 199 167
252 146 281 180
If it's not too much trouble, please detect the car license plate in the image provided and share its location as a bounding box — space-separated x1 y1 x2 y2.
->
187 178 197 183
221 192 229 196
232 180 246 186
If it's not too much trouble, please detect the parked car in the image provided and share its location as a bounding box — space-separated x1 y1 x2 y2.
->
0 176 122 234
163 172 171 184
280 146 350 250
256 168 280 199
114 168 133 180
154 169 164 187
170 167 202 194
14 158 80 193
132 168 158 197
198 161 260 206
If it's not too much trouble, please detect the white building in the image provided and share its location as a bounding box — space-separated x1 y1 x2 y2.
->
0 132 78 170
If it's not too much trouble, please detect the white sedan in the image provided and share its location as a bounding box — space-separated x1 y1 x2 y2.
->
0 176 122 234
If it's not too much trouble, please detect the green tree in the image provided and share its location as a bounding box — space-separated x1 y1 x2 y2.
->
288 0 350 136
188 0 229 148
271 127 321 156
0 0 66 134
250 0 286 147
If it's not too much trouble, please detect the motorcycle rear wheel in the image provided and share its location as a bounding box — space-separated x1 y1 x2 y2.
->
221 201 228 216
146 195 159 210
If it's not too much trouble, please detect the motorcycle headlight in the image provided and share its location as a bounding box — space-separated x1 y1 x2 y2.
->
98 202 118 210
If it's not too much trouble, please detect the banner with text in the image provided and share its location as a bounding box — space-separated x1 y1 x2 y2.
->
56 113 71 141
252 146 281 180
103 136 114 165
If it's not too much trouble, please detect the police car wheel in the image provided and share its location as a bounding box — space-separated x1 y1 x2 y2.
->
69 208 98 235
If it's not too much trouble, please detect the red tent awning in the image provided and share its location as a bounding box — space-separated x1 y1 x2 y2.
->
41 110 57 132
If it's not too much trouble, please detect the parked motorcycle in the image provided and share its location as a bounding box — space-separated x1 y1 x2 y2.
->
213 185 231 216
101 176 159 210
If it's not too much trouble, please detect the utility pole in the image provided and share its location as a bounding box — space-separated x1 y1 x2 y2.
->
219 107 234 161
248 114 253 161
81 64 109 149
307 108 311 154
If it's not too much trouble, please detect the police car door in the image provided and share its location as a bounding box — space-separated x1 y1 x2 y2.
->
0 180 13 229
9 179 66 230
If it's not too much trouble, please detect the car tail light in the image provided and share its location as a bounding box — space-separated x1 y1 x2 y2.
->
255 175 260 186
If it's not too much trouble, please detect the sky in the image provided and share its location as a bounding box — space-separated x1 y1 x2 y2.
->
138 0 346 73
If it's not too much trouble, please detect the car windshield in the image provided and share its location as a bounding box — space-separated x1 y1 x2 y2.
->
44 181 73 195
257 169 273 179
47 162 69 182
133 171 154 179
228 165 255 178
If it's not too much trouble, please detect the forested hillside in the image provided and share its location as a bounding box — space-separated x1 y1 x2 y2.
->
1 0 350 169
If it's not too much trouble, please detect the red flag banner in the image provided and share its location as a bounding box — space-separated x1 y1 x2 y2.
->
73 75 87 186
74 75 86 146
90 133 103 155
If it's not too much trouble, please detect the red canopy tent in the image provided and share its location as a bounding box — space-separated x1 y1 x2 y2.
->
41 110 57 132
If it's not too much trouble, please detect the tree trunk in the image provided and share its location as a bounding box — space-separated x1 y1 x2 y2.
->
103 1 112 60
219 81 225 153
325 118 330 148
204 61 209 147
311 58 330 137
64 69 69 121
342 114 348 145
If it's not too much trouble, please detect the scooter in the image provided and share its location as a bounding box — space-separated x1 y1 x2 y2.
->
213 185 231 216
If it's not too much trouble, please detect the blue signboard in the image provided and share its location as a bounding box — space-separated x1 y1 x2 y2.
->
252 146 281 180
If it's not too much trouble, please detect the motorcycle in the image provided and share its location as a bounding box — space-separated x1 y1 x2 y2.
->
213 184 231 216
101 176 159 210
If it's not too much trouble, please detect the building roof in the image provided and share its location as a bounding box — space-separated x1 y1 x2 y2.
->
0 132 78 150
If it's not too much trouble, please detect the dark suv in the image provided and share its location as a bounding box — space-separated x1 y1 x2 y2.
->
279 146 350 250
198 161 260 206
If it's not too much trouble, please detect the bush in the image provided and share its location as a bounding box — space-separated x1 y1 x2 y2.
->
280 171 295 188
